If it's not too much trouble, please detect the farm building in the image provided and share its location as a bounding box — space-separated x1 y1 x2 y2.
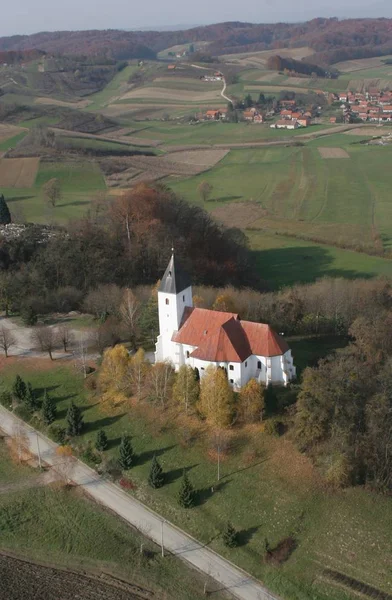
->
297 117 311 127
271 120 299 129
155 253 296 388
205 110 222 120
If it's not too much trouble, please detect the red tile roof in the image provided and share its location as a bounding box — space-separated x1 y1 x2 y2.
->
172 308 289 362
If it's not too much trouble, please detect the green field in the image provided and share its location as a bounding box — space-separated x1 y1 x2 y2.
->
4 160 106 223
0 440 222 599
169 139 392 254
0 131 28 151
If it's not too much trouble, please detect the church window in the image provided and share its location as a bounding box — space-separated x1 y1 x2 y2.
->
186 351 190 358
229 379 234 384
201 367 205 371
245 361 248 368
165 298 169 305
229 365 234 371
183 295 185 302
257 361 262 369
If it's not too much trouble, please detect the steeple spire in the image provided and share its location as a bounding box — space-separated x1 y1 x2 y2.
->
159 252 191 294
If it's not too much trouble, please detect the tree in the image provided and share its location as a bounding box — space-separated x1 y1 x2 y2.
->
120 289 140 350
177 469 195 508
148 361 174 407
66 402 84 436
12 375 26 402
212 293 237 313
264 384 278 416
197 181 213 203
24 382 39 411
95 429 108 451
20 304 38 326
172 365 199 413
222 522 239 548
198 366 233 428
56 325 73 353
119 434 134 470
0 272 15 317
54 445 75 485
0 326 16 358
43 178 61 207
42 390 57 425
238 379 265 423
32 325 56 360
148 454 164 489
0 194 11 225
244 93 253 108
128 348 149 401
98 344 130 406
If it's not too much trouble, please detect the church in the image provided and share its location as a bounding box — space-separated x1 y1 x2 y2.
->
155 253 296 389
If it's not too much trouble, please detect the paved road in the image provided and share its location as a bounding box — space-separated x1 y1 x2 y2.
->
0 406 278 600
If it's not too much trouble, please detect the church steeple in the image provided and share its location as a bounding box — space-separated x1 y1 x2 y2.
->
159 250 192 295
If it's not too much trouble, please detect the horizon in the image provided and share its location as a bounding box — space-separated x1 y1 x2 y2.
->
1 0 392 38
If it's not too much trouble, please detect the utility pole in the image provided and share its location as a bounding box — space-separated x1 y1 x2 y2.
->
161 520 165 557
36 432 42 470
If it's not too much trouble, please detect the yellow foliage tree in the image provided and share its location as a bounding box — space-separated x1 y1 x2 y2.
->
212 293 237 314
98 344 130 406
172 365 199 413
198 366 233 428
54 445 75 484
238 379 265 423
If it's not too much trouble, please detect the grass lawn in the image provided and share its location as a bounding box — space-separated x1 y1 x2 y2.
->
1 359 391 600
4 160 106 223
0 440 222 599
0 131 28 151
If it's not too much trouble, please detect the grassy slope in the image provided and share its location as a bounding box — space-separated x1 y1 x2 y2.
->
4 161 106 223
0 441 223 599
86 64 141 111
0 361 391 600
0 132 28 151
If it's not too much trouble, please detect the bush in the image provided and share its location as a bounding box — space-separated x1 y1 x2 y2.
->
325 454 351 488
264 418 283 437
82 442 102 465
48 424 67 445
21 304 38 326
14 404 32 422
222 522 239 548
0 391 12 408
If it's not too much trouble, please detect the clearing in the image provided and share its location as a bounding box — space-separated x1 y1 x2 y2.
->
318 147 350 159
0 158 40 187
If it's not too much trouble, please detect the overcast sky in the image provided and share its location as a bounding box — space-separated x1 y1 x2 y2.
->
1 0 392 37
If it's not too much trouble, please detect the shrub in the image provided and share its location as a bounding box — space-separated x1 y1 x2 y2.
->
325 454 351 488
222 522 239 548
264 418 283 437
0 391 12 408
14 404 32 422
95 429 108 451
48 424 67 445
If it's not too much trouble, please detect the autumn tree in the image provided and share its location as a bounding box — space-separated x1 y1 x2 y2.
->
198 366 233 428
148 361 174 407
32 326 57 360
172 365 199 414
0 326 16 358
54 445 75 485
128 348 149 401
238 379 265 423
120 288 140 350
98 344 130 406
43 178 61 207
197 181 213 203
212 293 237 314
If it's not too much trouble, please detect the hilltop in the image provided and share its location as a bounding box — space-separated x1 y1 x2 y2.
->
2 18 392 65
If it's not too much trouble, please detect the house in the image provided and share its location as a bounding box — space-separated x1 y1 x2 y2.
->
167 64 176 70
243 110 255 121
271 119 299 129
339 93 348 103
330 116 337 123
280 109 293 119
205 110 221 120
253 113 264 123
155 253 296 388
297 116 311 127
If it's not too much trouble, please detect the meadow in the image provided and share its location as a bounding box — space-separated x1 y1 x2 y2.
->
1 359 391 600
0 439 222 599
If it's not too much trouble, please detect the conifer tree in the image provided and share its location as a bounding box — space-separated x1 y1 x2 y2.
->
222 522 238 548
118 434 134 470
0 194 11 225
177 469 195 508
148 454 164 489
95 429 108 451
12 375 26 402
42 390 57 425
265 384 278 416
66 402 84 436
24 382 39 411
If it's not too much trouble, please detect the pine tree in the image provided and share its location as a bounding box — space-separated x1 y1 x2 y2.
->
95 429 108 451
12 375 26 401
0 194 11 225
222 522 238 548
42 390 57 425
21 304 38 326
24 382 39 411
118 435 134 470
148 454 164 489
177 469 195 508
66 402 84 436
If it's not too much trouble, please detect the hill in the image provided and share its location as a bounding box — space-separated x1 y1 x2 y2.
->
3 19 392 65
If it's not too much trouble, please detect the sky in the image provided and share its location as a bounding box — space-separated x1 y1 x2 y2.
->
1 0 392 37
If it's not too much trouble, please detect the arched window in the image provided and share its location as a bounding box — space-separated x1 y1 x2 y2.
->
186 351 190 358
165 298 169 305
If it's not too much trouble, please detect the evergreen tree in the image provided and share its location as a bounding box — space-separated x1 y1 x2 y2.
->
148 454 164 489
24 382 39 411
95 429 108 451
177 469 195 508
21 304 38 326
66 402 84 436
12 375 26 401
0 194 11 225
42 390 56 425
222 522 238 548
118 435 134 470
265 384 278 416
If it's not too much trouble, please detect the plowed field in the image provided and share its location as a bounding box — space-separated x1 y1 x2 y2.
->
0 158 40 187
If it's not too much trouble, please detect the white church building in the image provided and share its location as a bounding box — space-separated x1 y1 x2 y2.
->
155 253 296 389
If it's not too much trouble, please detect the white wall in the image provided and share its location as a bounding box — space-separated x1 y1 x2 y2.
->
156 286 193 365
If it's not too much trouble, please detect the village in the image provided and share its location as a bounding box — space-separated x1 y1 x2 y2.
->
333 88 392 123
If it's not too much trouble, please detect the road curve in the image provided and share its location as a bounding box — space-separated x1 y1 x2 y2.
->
0 406 279 600
221 78 234 106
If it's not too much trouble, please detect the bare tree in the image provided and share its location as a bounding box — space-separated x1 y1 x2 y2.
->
43 178 61 207
32 325 57 360
56 325 74 353
148 362 174 408
197 181 213 203
74 331 91 378
120 289 140 350
0 325 16 357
